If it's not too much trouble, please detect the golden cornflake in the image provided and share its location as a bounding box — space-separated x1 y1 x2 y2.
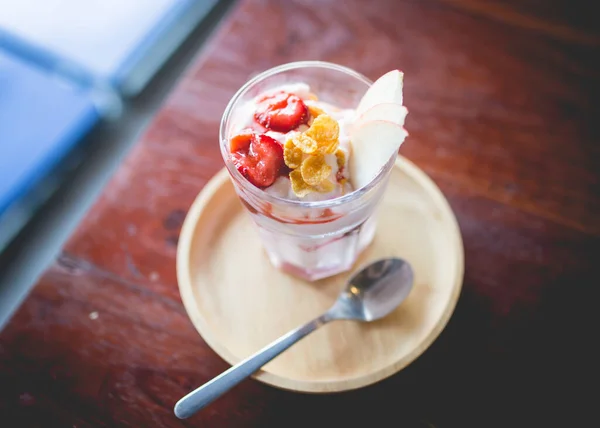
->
315 179 335 194
285 110 343 197
292 134 318 154
284 139 303 169
335 149 346 169
300 154 331 186
290 170 313 197
307 104 326 118
305 114 339 153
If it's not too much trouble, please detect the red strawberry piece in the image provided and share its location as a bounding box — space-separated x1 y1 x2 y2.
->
231 134 285 188
248 121 268 133
230 130 253 152
254 92 308 132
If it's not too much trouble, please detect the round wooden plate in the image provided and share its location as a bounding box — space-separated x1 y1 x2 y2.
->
177 157 464 393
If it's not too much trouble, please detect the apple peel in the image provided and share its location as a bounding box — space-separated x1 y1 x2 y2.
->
353 102 408 130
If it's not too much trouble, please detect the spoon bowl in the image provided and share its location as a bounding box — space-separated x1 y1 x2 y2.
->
329 258 414 322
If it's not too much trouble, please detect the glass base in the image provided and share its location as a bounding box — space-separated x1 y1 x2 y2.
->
258 217 377 281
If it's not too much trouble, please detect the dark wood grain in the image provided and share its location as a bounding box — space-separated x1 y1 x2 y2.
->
2 0 599 426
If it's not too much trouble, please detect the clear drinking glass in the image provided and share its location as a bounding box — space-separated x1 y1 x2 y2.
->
219 61 397 281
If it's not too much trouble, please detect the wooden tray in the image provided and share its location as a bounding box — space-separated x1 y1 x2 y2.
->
177 157 464 393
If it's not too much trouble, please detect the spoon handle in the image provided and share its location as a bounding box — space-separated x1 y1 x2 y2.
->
174 313 330 419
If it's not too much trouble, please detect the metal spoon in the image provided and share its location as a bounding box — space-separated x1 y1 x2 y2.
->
174 258 414 419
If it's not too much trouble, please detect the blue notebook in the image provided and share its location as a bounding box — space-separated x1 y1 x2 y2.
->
0 0 219 95
0 0 219 249
0 49 100 245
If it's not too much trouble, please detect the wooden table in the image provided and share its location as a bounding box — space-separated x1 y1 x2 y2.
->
1 0 598 426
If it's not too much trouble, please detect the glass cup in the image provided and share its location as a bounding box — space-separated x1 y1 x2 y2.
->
219 61 397 281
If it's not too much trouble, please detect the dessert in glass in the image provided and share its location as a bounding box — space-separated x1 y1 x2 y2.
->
219 61 408 281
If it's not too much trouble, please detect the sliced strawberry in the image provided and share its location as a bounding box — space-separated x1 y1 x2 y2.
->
230 130 253 152
247 134 285 187
231 134 285 188
232 152 249 176
254 92 308 132
248 121 268 133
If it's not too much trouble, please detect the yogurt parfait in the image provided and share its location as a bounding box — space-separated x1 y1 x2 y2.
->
220 62 407 281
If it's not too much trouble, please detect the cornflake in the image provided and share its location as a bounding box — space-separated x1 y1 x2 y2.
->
305 114 339 153
307 104 326 118
315 179 335 194
285 111 342 197
335 149 346 169
284 139 303 169
292 134 318 154
290 170 313 197
300 154 332 186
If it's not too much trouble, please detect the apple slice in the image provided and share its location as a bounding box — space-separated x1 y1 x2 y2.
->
353 102 408 130
349 120 408 189
356 70 404 117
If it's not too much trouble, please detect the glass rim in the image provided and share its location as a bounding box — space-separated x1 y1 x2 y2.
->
219 60 394 209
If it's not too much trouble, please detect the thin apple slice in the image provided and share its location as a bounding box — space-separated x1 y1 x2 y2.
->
353 102 408 130
356 70 404 117
349 120 408 189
